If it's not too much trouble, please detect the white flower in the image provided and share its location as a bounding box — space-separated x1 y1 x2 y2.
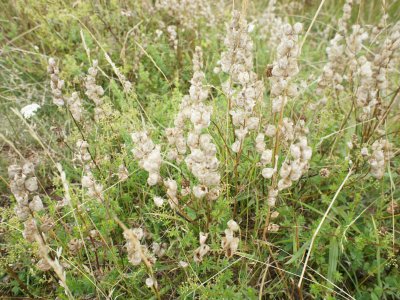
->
280 163 291 178
199 232 208 245
8 165 21 178
293 22 303 34
261 150 273 165
21 103 41 119
247 117 259 130
221 222 240 258
152 242 167 257
231 140 241 153
227 220 240 232
179 261 189 268
290 144 301 159
193 244 210 263
29 195 44 212
153 196 164 207
81 175 93 188
278 178 292 190
132 132 162 186
25 177 38 192
262 168 275 179
132 228 144 240
22 162 34 175
238 71 250 84
145 277 154 288
265 124 276 137
118 164 129 181
302 146 312 160
361 147 369 156
147 173 160 186
193 185 207 199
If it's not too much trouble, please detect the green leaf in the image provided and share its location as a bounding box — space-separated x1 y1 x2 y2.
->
286 240 311 266
327 236 339 285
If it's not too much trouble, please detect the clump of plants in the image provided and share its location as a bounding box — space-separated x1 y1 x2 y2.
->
1 0 400 299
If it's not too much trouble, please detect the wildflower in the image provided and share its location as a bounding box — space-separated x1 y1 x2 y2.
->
8 162 41 220
270 22 302 114
85 59 105 121
262 167 275 179
66 92 82 121
316 0 355 95
166 45 217 192
356 58 375 116
48 58 65 106
153 196 164 207
373 22 400 94
258 0 284 47
75 140 91 164
22 161 34 175
221 220 240 258
193 232 210 263
85 60 104 106
21 103 41 119
369 139 393 179
218 11 264 151
274 122 311 192
231 141 241 153
256 133 266 153
152 242 167 257
81 170 104 202
118 164 129 181
193 185 207 199
166 25 178 51
124 227 148 266
29 195 43 212
347 140 353 150
145 277 156 288
132 132 162 186
268 224 280 232
361 147 369 156
227 219 240 232
261 149 273 165
345 25 369 76
165 47 221 200
164 179 178 209
280 118 295 144
22 218 37 242
24 177 38 192
179 261 189 268
265 124 277 137
267 188 278 207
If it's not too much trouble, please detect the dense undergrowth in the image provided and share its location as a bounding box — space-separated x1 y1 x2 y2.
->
1 0 400 299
